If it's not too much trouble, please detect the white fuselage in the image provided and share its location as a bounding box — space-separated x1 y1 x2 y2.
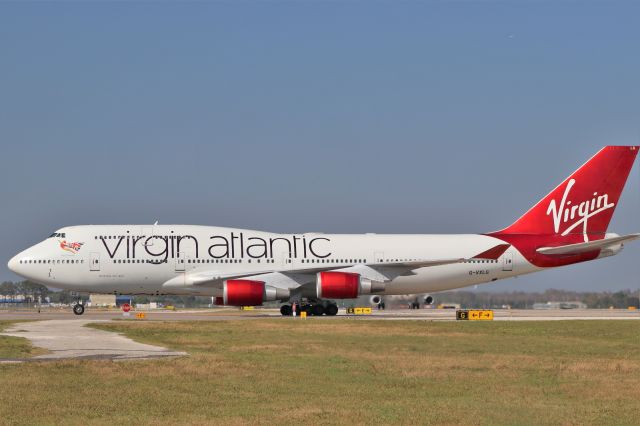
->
8 225 539 297
8 147 637 301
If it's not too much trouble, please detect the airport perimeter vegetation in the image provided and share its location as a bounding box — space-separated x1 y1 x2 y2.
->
2 280 640 310
0 319 638 425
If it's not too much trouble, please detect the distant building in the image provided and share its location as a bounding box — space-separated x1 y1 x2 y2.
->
89 294 116 307
116 295 133 307
135 302 159 310
0 294 26 303
532 301 587 310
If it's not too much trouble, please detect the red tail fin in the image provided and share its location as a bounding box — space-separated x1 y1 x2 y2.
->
496 146 638 242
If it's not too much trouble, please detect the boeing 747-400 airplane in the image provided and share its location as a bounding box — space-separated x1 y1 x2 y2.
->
8 146 639 315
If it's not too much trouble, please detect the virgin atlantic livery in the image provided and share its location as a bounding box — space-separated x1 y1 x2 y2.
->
7 146 640 315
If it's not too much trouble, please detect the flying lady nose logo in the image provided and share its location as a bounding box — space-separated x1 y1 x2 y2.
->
546 179 615 242
60 240 84 254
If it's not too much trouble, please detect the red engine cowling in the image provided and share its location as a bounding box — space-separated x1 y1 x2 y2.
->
316 272 360 299
217 279 265 306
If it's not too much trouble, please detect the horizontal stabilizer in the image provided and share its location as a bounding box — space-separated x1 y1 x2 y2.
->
536 233 640 256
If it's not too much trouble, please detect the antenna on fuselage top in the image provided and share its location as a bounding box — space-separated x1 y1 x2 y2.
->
154 220 158 226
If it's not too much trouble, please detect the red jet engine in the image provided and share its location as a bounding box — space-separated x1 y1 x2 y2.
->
316 271 384 299
217 279 265 306
215 279 290 306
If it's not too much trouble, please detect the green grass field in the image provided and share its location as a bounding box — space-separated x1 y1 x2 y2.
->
0 319 638 425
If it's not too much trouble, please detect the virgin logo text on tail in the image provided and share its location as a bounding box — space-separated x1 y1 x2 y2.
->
546 179 615 241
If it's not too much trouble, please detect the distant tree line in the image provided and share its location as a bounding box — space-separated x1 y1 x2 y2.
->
431 289 640 309
0 281 212 307
0 280 50 302
1 281 639 309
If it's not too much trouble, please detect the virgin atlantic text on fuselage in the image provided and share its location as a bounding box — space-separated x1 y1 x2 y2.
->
98 232 332 261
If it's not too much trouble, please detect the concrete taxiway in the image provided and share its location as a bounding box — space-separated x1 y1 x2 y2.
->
0 319 187 363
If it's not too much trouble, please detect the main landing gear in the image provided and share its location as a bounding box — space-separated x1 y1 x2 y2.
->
73 303 85 316
280 302 339 316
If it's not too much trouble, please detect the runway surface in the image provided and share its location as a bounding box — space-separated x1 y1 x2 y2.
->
1 307 638 322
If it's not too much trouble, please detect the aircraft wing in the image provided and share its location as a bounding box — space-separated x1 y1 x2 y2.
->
536 233 640 256
364 243 511 269
334 244 511 283
162 244 511 290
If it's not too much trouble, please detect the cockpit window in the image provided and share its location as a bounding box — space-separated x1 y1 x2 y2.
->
49 232 66 238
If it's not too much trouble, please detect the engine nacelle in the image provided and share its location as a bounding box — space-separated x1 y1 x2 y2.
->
423 295 434 305
215 279 289 306
316 272 385 299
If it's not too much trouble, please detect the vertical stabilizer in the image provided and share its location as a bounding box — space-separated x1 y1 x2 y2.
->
495 146 638 242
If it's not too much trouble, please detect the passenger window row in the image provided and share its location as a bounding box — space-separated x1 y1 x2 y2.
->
94 235 180 239
301 259 366 264
19 259 82 264
106 259 278 264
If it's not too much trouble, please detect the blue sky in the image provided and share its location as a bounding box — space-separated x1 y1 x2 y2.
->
1 2 639 292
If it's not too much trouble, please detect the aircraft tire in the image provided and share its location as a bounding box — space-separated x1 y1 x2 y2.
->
280 305 292 316
73 304 85 316
325 304 338 316
312 304 325 316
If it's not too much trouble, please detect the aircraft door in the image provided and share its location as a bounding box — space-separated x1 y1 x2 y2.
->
90 252 100 271
502 252 513 271
141 226 155 246
175 252 185 272
281 252 294 270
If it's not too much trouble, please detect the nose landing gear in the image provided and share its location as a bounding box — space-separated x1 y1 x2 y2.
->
73 303 85 315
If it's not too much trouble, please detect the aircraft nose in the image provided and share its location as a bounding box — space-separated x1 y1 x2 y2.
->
8 255 19 273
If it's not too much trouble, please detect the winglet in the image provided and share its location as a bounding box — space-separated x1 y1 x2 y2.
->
473 244 511 260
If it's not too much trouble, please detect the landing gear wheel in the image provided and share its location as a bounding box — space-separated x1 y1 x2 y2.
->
325 304 338 316
312 304 325 316
73 304 85 316
280 305 292 316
